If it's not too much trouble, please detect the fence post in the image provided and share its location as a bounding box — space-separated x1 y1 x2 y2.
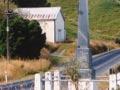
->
53 70 61 90
117 73 120 87
45 71 52 90
109 74 117 90
68 80 76 90
89 80 98 90
34 73 42 90
78 80 86 90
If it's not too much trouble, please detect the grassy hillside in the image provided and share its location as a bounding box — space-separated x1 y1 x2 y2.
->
48 0 120 40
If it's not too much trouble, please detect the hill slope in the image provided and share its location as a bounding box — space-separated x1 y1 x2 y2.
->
48 0 120 40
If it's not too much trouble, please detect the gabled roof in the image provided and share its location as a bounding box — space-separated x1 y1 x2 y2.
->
16 7 61 20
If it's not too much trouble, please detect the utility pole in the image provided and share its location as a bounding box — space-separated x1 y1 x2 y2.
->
76 0 94 79
4 0 13 83
6 0 10 60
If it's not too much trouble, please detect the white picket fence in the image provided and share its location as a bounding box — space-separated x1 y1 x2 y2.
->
109 73 120 90
34 70 98 90
0 70 119 90
35 70 120 90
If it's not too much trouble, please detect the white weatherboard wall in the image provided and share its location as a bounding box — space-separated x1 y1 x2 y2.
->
39 20 55 42
55 12 65 42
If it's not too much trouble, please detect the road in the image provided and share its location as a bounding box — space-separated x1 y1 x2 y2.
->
92 49 120 76
52 49 120 76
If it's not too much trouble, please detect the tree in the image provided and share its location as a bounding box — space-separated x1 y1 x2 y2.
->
11 0 50 7
65 60 80 90
0 15 46 59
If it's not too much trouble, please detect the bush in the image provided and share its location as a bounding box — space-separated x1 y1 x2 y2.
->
0 15 46 59
40 48 50 59
115 37 120 44
65 60 80 90
50 56 60 65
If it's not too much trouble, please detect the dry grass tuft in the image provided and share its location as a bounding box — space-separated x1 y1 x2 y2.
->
57 40 120 56
45 42 60 53
57 42 76 57
90 40 120 54
40 48 50 59
98 81 109 90
0 58 51 82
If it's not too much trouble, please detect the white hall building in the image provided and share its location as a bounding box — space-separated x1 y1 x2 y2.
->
16 7 66 43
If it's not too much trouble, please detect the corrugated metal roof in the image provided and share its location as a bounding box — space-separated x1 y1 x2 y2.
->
16 7 61 20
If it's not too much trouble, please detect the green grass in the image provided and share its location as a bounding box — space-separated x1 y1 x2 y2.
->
48 0 120 40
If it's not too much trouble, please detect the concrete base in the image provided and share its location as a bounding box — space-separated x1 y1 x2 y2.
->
76 48 91 68
78 79 98 90
76 48 90 58
76 48 94 78
78 69 92 79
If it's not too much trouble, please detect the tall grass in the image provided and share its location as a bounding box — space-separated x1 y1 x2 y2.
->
0 58 51 82
55 41 119 57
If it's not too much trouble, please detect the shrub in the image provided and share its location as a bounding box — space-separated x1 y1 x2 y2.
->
40 48 50 59
50 56 60 65
0 15 46 59
65 60 80 90
115 37 120 44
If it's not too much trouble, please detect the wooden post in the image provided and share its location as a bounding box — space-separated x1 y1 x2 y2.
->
45 71 52 90
34 73 42 90
68 80 76 90
89 81 98 90
78 80 87 90
109 74 117 90
117 73 120 87
53 70 61 90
